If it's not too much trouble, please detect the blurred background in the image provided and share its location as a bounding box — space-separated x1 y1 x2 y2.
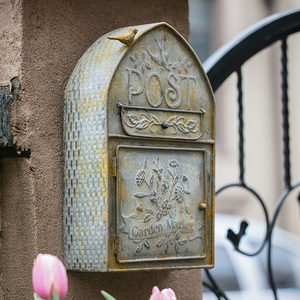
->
189 1 300 298
189 0 300 236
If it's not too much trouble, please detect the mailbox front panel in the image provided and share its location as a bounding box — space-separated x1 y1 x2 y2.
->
117 146 206 263
107 23 215 271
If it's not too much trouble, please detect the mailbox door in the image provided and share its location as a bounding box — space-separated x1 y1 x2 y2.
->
116 146 207 262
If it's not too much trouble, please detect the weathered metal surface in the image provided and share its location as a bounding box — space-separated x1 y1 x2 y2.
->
64 22 215 272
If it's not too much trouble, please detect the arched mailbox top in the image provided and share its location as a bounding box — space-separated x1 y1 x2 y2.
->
65 22 215 141
65 23 161 100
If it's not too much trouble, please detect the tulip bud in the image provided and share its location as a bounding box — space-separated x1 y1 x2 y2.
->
160 288 177 300
149 286 160 300
32 254 68 299
149 286 177 300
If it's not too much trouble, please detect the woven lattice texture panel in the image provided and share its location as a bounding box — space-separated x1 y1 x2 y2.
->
63 24 157 271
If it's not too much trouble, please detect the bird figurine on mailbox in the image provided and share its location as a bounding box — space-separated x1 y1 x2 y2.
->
108 28 138 46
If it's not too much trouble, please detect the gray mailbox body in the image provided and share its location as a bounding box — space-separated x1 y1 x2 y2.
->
64 22 215 272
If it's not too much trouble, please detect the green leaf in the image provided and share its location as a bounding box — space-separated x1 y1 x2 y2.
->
101 290 117 300
34 293 45 300
34 289 60 300
52 289 60 300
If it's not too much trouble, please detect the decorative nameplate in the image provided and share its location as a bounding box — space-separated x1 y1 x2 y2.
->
120 104 204 140
117 146 206 263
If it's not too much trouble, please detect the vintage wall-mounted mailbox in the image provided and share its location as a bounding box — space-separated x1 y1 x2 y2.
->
64 22 215 272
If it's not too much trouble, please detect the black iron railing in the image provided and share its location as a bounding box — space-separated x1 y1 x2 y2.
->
202 9 300 300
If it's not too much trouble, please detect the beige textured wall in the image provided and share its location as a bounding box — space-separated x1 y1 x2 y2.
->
0 0 22 84
0 1 204 299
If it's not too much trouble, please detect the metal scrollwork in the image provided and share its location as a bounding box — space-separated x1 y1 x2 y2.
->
123 111 199 134
119 104 203 139
202 10 300 300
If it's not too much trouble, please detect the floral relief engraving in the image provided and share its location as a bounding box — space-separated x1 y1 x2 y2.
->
119 157 203 255
123 110 199 135
129 50 152 73
143 35 193 74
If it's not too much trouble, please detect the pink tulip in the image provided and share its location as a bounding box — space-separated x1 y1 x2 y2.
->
149 286 177 300
32 254 68 299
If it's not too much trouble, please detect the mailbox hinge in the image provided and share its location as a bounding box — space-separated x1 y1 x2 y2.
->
112 157 117 177
110 234 118 254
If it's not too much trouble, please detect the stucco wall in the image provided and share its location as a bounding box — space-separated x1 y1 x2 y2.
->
0 0 22 84
0 1 22 299
0 0 205 299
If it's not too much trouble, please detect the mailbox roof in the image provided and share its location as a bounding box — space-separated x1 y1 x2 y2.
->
65 22 206 100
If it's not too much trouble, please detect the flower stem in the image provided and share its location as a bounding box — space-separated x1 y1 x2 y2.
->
101 290 117 300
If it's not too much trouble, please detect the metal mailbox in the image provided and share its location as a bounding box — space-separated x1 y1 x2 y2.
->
64 22 215 272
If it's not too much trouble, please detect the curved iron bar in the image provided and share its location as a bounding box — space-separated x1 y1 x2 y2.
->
202 282 222 300
270 183 300 236
203 270 229 300
237 68 245 185
203 9 300 91
216 183 270 257
201 8 300 300
266 182 300 299
263 37 291 300
280 38 291 189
